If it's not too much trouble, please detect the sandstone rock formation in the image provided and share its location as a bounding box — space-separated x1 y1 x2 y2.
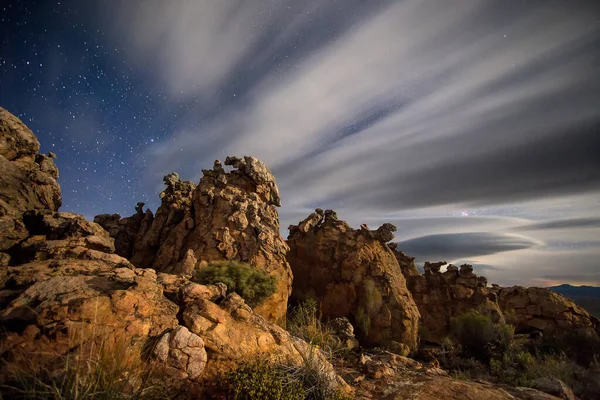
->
389 245 504 343
96 156 293 324
287 209 420 352
0 111 344 394
0 211 344 393
492 285 600 336
0 106 61 254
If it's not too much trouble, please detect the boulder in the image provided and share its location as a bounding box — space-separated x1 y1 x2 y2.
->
493 285 600 336
153 326 207 380
287 209 420 351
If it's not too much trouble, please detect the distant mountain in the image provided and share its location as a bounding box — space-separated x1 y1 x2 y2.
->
550 284 600 318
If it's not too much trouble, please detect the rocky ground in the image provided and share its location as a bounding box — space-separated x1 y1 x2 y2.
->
1 106 598 399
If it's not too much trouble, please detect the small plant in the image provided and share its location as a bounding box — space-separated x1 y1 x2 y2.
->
280 349 350 400
287 299 344 356
537 329 600 367
225 359 305 400
193 260 277 307
223 354 349 400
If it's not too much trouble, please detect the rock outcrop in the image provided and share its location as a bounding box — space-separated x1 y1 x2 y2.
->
390 245 504 343
0 107 61 253
0 211 345 393
0 211 183 383
390 238 599 342
287 209 420 352
0 111 345 395
96 157 293 324
3 105 598 398
492 285 600 336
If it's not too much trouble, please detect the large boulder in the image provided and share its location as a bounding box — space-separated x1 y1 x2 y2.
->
390 245 504 343
493 285 600 336
287 209 420 352
0 107 61 252
97 157 293 325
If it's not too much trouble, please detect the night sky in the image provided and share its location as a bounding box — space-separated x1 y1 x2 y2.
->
1 1 600 286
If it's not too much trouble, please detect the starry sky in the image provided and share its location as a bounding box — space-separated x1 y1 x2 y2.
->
1 1 600 287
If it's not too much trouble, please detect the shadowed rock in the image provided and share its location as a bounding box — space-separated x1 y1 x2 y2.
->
287 209 420 352
0 107 61 252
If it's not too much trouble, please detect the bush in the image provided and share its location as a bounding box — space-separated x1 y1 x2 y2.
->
490 349 585 389
450 311 495 360
223 355 349 400
225 359 305 400
193 261 277 307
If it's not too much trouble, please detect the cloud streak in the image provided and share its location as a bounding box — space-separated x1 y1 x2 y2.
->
396 232 540 262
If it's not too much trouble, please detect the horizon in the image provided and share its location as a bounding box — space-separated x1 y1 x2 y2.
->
1 1 599 287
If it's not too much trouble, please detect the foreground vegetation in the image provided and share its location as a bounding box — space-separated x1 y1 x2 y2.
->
0 336 181 400
431 311 600 399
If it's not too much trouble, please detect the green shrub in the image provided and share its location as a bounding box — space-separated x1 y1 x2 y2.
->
225 359 305 400
223 355 349 400
450 311 515 361
450 311 496 360
193 261 277 307
490 348 584 389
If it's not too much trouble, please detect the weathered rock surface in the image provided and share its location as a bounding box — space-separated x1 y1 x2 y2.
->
153 326 208 380
97 156 293 324
0 209 346 394
287 209 420 351
492 285 600 336
332 349 562 400
330 317 360 349
0 211 181 380
93 202 152 259
0 107 61 252
390 247 504 343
